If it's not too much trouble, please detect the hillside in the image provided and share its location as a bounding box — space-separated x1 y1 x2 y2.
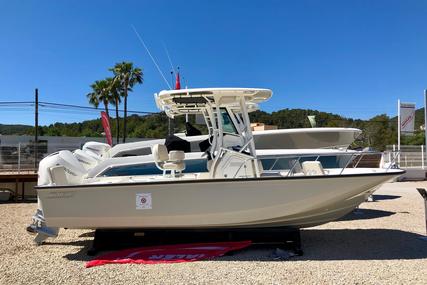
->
0 108 425 151
0 124 33 135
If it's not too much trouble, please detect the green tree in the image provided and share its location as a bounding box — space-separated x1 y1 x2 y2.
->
110 62 143 143
106 77 122 145
87 79 112 118
364 114 394 151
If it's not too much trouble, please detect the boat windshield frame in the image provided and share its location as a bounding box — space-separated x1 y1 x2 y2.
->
155 88 271 162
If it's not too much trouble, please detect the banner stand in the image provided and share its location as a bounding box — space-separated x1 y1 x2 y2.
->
397 100 416 165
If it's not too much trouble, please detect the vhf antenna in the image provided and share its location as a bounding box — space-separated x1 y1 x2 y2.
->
131 25 171 89
163 42 176 75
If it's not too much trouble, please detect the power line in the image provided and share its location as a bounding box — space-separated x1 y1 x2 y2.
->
39 101 155 115
0 100 155 115
0 101 34 105
0 100 418 124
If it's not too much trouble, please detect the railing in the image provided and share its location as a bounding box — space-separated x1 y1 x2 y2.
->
385 145 426 169
259 150 395 177
226 150 398 179
0 142 79 173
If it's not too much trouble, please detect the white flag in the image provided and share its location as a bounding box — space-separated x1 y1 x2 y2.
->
400 102 415 135
308 115 316 128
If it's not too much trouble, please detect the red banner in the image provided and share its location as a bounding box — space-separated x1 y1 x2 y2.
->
100 111 113 146
86 240 251 268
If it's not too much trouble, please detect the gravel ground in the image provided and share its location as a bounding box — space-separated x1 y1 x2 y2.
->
1 181 427 285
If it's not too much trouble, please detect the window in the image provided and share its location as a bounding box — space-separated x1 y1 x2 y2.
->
220 108 237 134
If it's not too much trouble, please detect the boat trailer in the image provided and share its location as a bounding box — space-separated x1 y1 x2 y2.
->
87 227 304 256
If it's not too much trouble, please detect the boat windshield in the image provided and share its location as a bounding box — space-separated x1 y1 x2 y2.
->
220 108 237 134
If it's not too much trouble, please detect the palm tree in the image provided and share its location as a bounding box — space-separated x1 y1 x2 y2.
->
87 79 112 118
110 62 143 143
106 77 122 145
87 88 100 110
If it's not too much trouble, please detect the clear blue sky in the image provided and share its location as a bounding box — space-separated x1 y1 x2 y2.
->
0 0 426 125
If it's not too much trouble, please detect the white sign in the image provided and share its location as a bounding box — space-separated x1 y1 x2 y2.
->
136 193 152 210
400 102 416 135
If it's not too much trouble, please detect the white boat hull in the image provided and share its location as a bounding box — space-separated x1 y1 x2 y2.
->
253 128 361 149
37 171 402 229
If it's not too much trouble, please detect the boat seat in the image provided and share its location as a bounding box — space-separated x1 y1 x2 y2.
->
152 144 185 177
302 161 325 176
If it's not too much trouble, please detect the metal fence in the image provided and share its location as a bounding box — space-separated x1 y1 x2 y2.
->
384 145 426 169
0 135 150 173
0 142 78 173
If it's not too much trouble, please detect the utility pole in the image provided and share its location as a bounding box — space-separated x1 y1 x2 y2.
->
397 99 401 164
34 88 39 169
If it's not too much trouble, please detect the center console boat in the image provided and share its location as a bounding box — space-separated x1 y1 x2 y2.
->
27 88 403 244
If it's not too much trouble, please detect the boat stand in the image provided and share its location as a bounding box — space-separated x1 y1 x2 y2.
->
87 227 303 256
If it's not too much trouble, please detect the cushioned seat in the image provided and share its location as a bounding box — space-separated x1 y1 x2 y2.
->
163 162 185 171
152 144 186 176
302 161 325 176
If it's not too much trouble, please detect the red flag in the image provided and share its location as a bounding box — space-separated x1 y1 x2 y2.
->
85 240 251 267
175 72 181 90
100 111 113 146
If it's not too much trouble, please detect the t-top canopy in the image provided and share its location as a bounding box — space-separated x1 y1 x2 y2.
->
154 88 272 118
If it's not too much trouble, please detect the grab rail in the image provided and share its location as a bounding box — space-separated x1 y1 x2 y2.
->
220 149 400 179
260 150 398 176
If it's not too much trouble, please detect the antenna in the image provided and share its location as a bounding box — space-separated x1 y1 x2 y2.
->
131 25 171 89
182 74 189 89
163 42 176 74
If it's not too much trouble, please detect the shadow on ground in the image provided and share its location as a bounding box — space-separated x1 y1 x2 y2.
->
62 228 427 262
300 229 427 260
79 231 95 238
337 209 395 221
372 194 401 201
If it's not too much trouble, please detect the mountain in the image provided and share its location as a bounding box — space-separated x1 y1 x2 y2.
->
0 124 33 135
0 108 425 151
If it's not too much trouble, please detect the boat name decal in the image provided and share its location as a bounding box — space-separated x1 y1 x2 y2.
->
46 191 74 199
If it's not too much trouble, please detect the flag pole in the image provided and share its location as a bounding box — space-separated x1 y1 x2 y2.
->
397 99 401 164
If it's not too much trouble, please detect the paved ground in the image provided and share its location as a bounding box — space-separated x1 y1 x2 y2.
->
1 181 427 284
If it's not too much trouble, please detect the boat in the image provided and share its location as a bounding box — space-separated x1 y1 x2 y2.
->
27 88 403 244
105 127 361 158
76 148 376 181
